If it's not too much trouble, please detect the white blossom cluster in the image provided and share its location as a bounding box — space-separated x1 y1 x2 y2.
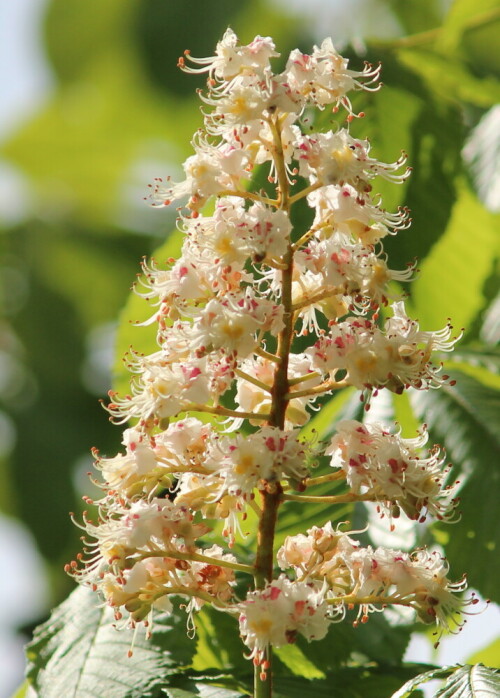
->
68 30 472 670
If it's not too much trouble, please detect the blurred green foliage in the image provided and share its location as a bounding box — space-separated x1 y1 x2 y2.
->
1 0 499 695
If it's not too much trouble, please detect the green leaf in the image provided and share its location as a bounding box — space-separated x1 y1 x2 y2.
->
437 664 500 698
26 585 194 698
295 613 414 671
467 637 500 669
269 664 432 698
44 0 134 83
191 607 248 675
299 387 359 441
397 49 500 107
166 664 432 698
410 369 500 601
449 345 500 378
385 0 445 34
410 183 499 334
390 665 455 698
463 107 500 211
162 683 245 698
274 643 327 679
391 664 500 696
9 682 31 698
113 230 183 394
350 49 464 271
438 0 500 53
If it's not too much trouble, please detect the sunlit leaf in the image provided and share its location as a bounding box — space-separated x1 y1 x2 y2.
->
463 106 500 212
390 664 455 697
436 664 500 697
393 663 500 698
397 50 500 107
274 643 326 679
467 637 500 669
26 586 194 698
409 183 499 334
113 230 183 394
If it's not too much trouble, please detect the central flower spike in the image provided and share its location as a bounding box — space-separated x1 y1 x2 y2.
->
68 30 473 693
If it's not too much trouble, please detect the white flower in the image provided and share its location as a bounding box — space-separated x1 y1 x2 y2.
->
297 129 409 192
308 184 410 246
284 39 380 115
306 302 459 394
180 29 278 85
218 427 309 495
327 420 458 522
238 576 330 666
180 289 284 358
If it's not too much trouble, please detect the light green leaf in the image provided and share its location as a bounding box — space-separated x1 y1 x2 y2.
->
299 387 358 441
467 637 500 669
26 585 194 698
410 183 499 333
448 345 500 378
410 369 500 601
191 607 248 675
113 230 183 393
9 682 32 698
438 0 500 48
274 643 326 679
397 49 500 107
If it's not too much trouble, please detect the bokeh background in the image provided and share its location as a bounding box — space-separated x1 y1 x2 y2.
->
1 1 499 696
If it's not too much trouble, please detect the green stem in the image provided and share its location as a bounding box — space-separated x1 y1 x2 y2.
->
136 549 254 575
284 379 347 400
185 403 270 421
282 492 375 505
305 470 346 487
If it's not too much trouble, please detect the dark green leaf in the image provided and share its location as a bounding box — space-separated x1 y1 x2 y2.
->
165 664 432 698
134 0 252 97
410 370 500 601
295 612 414 670
27 585 194 698
269 664 432 698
